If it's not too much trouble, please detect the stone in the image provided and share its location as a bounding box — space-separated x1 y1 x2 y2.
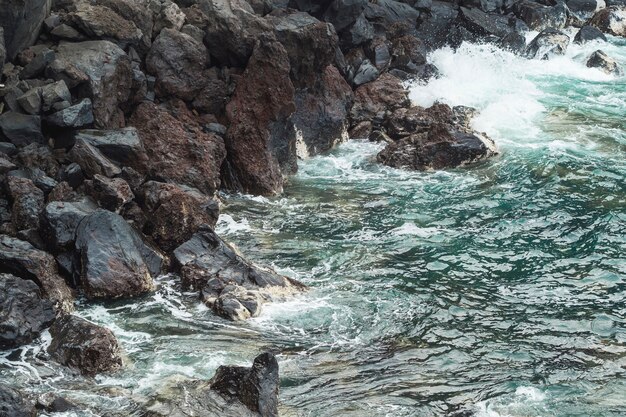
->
7 168 58 196
0 0 51 60
69 137 122 178
0 155 17 174
41 199 96 251
44 58 90 89
153 0 186 36
364 0 420 28
59 163 84 188
0 383 36 417
190 67 231 115
35 393 76 413
0 112 44 147
0 235 74 313
458 6 513 39
6 176 44 231
17 88 42 115
74 127 146 167
589 6 626 37
324 0 367 32
0 28 5 69
499 31 527 54
586 49 624 75
384 103 456 140
45 98 94 128
390 35 427 74
353 59 380 85
350 73 410 126
138 181 220 253
88 174 134 212
342 12 374 48
96 0 154 48
414 1 459 49
48 315 122 376
40 81 72 113
567 0 606 20
74 209 163 299
16 143 60 178
574 25 608 43
0 273 55 349
512 1 568 31
525 28 570 60
20 48 55 80
50 24 86 41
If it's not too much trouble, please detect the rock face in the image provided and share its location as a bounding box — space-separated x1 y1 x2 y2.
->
590 6 626 37
586 50 624 75
74 210 163 299
0 112 44 147
224 37 296 195
41 199 96 252
0 0 51 60
574 25 608 44
525 28 570 60
0 274 55 349
48 315 122 376
0 383 36 417
173 226 305 320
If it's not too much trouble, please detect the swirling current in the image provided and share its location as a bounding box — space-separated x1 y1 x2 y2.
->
1 32 625 416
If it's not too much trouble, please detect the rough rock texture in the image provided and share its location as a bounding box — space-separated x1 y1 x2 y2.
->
0 235 74 313
138 181 219 253
69 137 122 178
525 28 570 60
41 199 97 252
130 101 226 195
0 0 51 60
589 6 626 37
48 315 122 376
224 37 296 195
0 383 37 417
0 112 44 147
586 49 624 75
6 176 44 231
73 127 146 167
74 210 163 299
574 25 608 44
350 73 411 131
45 98 94 128
512 1 568 31
0 273 55 349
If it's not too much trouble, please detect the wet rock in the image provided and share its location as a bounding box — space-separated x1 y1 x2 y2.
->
0 273 55 349
457 6 513 39
6 176 44 231
500 31 527 54
0 235 74 313
525 28 570 59
146 28 209 101
69 137 122 178
210 285 264 320
129 101 226 195
589 6 626 37
139 181 219 253
0 383 37 417
54 41 132 128
414 1 459 49
45 98 94 128
74 209 163 299
512 1 568 31
0 112 44 147
224 37 296 195
567 0 606 20
88 174 134 212
41 199 96 251
341 12 374 48
35 393 76 413
586 49 624 75
384 103 456 140
364 0 420 29
48 315 122 377
350 73 410 127
574 25 608 43
0 0 51 60
74 127 145 167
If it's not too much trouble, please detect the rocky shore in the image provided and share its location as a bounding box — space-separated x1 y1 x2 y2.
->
0 0 624 415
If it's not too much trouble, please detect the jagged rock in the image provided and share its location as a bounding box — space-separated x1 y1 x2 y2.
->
59 163 84 188
153 0 186 36
41 199 96 251
350 73 410 126
353 59 380 85
574 25 608 43
0 383 37 417
48 315 122 376
589 6 626 37
138 181 219 253
0 112 44 147
364 0 420 29
16 143 60 178
130 101 226 195
210 285 264 320
512 1 568 31
0 273 55 349
224 37 296 195
40 80 71 113
0 143 17 157
0 28 5 68
457 7 512 39
500 31 527 53
20 48 55 80
526 28 570 59
414 1 459 49
146 28 209 101
384 103 456 140
73 127 145 167
45 98 94 128
50 23 86 41
44 58 90 89
7 168 57 196
88 174 134 212
567 0 606 20
69 137 121 178
390 35 427 74
35 393 76 413
54 41 132 128
323 0 367 32
17 88 42 115
74 209 163 298
341 12 374 48
6 176 44 231
190 67 231 115
96 0 154 47
0 0 51 60
0 155 17 174
586 49 624 75
0 235 74 313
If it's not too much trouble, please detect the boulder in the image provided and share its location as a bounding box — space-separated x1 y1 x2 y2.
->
0 0 51 60
138 181 219 252
363 0 420 29
17 88 42 115
69 137 122 178
414 1 459 49
153 0 186 36
589 6 626 37
41 199 97 251
0 235 74 313
0 28 5 68
74 127 146 167
7 168 57 195
40 80 72 113
499 31 527 54
129 101 226 195
0 155 17 175
0 112 44 147
6 176 44 231
45 98 94 128
350 73 410 127
586 49 624 75
390 35 428 74
512 1 567 31
224 37 296 195
95 0 154 45
87 174 134 212
567 0 606 20
384 103 456 140
340 12 374 48
19 47 55 80
48 315 122 376
457 6 513 39
16 143 60 178
54 41 133 128
574 25 608 43
59 163 84 188
190 67 231 115
0 273 55 349
323 0 367 32
74 209 163 299
525 28 570 59
353 59 380 85
0 383 36 417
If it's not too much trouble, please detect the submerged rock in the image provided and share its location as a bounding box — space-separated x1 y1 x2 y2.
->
586 50 624 75
48 315 122 377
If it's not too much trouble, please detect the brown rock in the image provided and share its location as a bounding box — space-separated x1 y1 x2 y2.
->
88 174 134 212
350 73 410 126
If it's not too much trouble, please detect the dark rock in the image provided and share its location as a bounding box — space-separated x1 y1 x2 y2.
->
36 393 76 413
16 143 60 178
390 35 427 74
342 12 374 48
0 273 55 349
364 0 420 29
59 163 84 188
0 142 17 157
50 24 86 41
0 383 36 417
500 31 527 53
350 73 410 126
6 176 44 231
0 112 44 147
526 28 570 59
20 48 55 80
69 137 122 178
40 80 72 113
45 98 94 128
567 0 604 20
324 0 368 32
207 123 227 136
574 25 608 43
153 0 186 36
586 49 624 75
88 174 134 212
0 154 17 174
353 59 380 85
0 0 51 60
384 103 455 140
17 88 42 115
458 6 512 38
589 6 626 37
41 199 96 251
190 67 231 115
7 168 58 195
74 209 163 299
74 127 145 167
48 315 122 376
0 235 74 313
414 1 459 49
0 28 5 69
139 181 219 253
512 1 567 31
95 0 154 46
44 58 90 90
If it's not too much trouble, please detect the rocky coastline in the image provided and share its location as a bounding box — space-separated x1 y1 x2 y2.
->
0 0 624 415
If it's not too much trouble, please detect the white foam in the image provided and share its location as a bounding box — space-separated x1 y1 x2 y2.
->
216 213 253 234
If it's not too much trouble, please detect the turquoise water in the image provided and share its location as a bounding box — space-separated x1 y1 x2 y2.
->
2 35 625 416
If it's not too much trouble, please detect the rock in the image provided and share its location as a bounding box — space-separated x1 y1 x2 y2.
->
17 88 42 115
0 143 17 157
138 181 219 252
0 273 55 349
589 6 626 37
0 28 5 68
574 25 608 43
59 163 84 188
500 31 527 53
48 315 122 376
567 0 606 20
0 112 44 147
364 0 420 29
586 49 624 75
95 0 154 47
350 73 410 127
54 41 132 128
341 12 374 48
384 103 456 140
224 37 296 195
0 383 36 417
190 67 231 115
88 174 134 212
20 48 55 80
153 0 186 36
173 226 304 320
323 0 367 32
50 23 86 41
35 393 76 413
69 137 121 178
45 98 94 128
73 127 146 167
414 1 459 49
146 28 209 101
353 59 380 85
0 0 51 60
40 80 72 113
6 176 44 231
525 28 570 59
512 1 568 31
41 199 96 251
16 143 60 178
390 35 427 74
0 155 17 175
457 6 513 39
129 101 226 195
0 235 74 313
7 168 58 196
44 58 90 89
74 209 163 299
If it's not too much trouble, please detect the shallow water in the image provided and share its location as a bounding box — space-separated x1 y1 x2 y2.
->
2 35 626 416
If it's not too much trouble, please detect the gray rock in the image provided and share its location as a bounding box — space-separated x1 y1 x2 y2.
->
0 112 44 146
40 80 71 113
526 28 570 60
50 24 86 41
0 27 5 69
59 162 84 188
513 1 568 31
353 59 380 86
20 48 55 80
0 0 51 60
6 176 44 231
88 174 133 213
586 49 624 75
589 6 626 37
17 88 42 115
69 137 121 178
41 199 96 251
574 25 607 44
74 127 145 166
0 383 36 417
46 98 94 128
